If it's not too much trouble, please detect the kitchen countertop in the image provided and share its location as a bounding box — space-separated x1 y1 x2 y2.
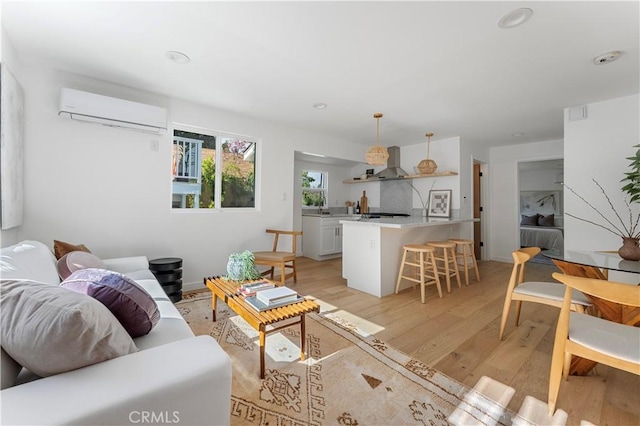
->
302 213 357 218
339 215 477 229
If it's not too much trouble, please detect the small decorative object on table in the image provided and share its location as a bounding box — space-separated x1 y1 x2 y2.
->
227 250 261 281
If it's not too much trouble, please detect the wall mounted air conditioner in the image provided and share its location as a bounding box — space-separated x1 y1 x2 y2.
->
59 88 167 134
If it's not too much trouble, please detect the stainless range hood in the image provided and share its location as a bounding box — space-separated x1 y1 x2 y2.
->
372 146 408 180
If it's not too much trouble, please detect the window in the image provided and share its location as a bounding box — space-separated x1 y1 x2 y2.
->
302 170 327 208
172 128 257 209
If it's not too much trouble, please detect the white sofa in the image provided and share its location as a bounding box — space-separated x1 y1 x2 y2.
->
0 240 232 426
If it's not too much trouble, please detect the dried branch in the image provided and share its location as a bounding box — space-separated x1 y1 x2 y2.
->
563 179 639 238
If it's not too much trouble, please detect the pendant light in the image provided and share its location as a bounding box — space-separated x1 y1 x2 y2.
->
365 113 389 166
417 132 438 175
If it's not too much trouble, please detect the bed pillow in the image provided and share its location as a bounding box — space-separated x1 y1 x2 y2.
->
538 214 555 227
53 239 91 260
520 214 539 226
61 269 160 338
0 279 137 377
57 251 106 280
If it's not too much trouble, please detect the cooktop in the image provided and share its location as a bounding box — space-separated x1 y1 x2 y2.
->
360 212 411 219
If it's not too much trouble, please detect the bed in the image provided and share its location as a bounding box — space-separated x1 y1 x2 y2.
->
520 225 564 251
519 190 564 251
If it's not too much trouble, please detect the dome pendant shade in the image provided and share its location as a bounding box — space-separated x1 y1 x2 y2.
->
365 113 389 166
417 132 438 174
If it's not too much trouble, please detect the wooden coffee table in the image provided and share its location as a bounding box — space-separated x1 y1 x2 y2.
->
204 276 320 379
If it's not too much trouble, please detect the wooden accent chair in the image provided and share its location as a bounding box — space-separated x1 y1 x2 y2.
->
547 273 640 415
253 229 302 285
499 247 592 340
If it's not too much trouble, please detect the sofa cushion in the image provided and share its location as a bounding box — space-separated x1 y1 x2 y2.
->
0 240 59 284
61 269 160 338
53 239 91 260
1 347 22 390
134 318 195 350
57 251 106 280
0 279 137 377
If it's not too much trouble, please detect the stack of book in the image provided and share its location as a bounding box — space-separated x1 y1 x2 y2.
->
244 286 302 311
239 281 274 297
256 286 299 306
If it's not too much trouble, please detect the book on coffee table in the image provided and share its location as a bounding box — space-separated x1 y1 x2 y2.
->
244 294 305 312
239 281 275 297
256 286 298 305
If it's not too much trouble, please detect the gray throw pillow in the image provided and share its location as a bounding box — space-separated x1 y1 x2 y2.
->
0 279 137 377
538 214 555 227
520 214 539 226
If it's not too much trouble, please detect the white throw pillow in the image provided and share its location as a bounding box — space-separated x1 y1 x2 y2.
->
0 279 138 377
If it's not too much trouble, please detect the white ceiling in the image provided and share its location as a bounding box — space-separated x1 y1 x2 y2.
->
2 1 638 149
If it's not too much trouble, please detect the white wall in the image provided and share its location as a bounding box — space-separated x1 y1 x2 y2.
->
3 57 368 289
0 24 22 246
488 139 564 262
401 136 461 211
564 94 640 252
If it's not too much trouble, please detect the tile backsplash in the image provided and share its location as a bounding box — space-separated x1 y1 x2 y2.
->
380 180 412 214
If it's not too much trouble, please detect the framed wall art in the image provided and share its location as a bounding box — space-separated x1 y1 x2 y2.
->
428 189 452 217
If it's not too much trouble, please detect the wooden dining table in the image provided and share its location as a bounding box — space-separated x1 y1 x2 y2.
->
542 249 640 375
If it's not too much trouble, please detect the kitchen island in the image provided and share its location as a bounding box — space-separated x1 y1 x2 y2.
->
340 215 477 297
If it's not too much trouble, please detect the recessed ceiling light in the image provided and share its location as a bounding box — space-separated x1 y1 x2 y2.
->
165 51 191 64
593 51 622 65
498 8 533 29
313 103 327 109
512 132 525 137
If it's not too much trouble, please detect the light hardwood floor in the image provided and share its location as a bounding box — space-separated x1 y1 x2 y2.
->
287 256 639 426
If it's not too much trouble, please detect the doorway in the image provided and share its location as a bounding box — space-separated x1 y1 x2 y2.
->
473 162 483 260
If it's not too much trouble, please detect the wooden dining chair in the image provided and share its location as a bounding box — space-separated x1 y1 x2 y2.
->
547 273 640 415
253 229 302 285
499 247 592 340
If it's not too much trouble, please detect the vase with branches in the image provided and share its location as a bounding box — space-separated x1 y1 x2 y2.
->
564 179 640 261
405 180 435 216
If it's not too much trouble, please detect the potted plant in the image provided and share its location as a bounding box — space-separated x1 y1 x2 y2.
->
227 250 261 281
621 144 640 202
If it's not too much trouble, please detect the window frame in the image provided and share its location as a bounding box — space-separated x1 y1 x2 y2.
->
301 169 328 210
171 123 260 212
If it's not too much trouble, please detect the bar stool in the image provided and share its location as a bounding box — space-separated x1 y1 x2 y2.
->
395 244 442 302
448 239 480 286
426 241 461 293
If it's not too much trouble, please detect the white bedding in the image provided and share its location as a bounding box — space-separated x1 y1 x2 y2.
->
520 226 564 251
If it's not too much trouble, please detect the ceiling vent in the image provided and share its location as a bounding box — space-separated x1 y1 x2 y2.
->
59 88 167 134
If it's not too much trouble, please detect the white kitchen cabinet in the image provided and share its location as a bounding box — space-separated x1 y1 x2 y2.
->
302 216 345 261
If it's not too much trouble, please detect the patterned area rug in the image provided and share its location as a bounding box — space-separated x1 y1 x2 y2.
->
176 293 514 425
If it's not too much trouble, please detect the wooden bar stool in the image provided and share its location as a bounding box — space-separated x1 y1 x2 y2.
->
448 238 480 286
395 244 442 302
427 241 461 293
